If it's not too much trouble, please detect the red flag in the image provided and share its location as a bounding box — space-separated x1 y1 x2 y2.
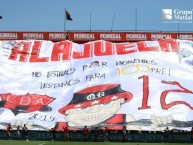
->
65 10 73 21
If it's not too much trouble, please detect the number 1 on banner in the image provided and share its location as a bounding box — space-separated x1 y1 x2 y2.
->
138 75 151 110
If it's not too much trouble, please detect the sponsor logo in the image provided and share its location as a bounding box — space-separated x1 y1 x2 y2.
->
100 34 121 40
74 33 95 40
126 34 147 40
162 9 193 23
162 9 172 20
0 33 18 39
177 34 193 40
49 33 67 39
151 34 172 40
23 33 44 39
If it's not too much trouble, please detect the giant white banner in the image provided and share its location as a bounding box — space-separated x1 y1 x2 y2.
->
0 39 193 131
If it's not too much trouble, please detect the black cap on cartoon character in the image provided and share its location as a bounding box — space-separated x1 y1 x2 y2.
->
58 84 133 115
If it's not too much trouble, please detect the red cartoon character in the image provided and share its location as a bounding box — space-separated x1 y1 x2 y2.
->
54 84 142 130
54 84 177 131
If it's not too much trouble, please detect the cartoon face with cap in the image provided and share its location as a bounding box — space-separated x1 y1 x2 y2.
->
59 84 132 127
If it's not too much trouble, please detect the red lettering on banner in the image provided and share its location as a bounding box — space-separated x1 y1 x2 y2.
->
138 75 151 110
1 93 55 106
94 41 113 56
35 98 44 105
51 41 72 61
73 43 92 59
29 41 49 62
9 41 31 62
159 39 178 52
137 41 159 51
8 40 179 62
161 81 193 110
6 95 14 104
137 39 178 52
136 75 193 111
20 97 30 105
115 43 137 54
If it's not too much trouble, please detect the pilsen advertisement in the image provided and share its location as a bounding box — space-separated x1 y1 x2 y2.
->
0 39 193 131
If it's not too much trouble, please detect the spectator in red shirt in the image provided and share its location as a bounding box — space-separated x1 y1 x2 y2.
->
83 125 89 142
6 124 12 139
63 126 69 141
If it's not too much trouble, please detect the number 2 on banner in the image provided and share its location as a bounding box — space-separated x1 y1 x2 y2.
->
138 75 193 110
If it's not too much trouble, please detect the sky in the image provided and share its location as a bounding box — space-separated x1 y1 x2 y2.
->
0 0 193 32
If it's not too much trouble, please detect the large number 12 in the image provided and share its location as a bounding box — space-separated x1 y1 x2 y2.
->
138 75 193 110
